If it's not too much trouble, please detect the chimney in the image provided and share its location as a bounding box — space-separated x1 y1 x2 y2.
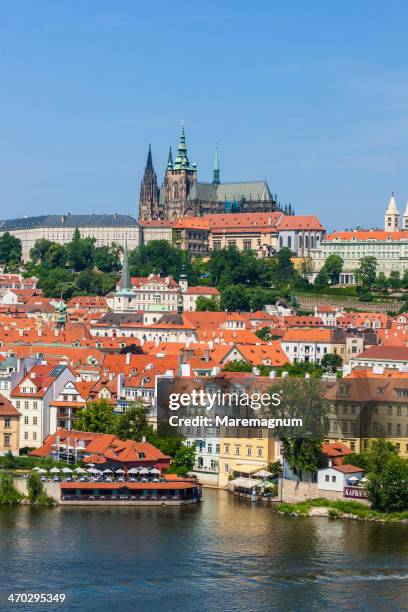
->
180 363 191 377
126 352 131 365
328 459 333 468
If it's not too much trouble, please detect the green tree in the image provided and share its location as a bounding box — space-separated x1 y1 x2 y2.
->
401 270 408 290
0 472 22 504
167 443 196 477
94 244 122 273
374 272 388 292
0 233 22 266
320 353 343 372
67 228 95 271
388 270 401 291
220 285 250 311
29 239 54 263
366 454 408 512
27 471 43 503
274 247 295 285
37 268 76 299
44 243 68 269
222 360 253 372
255 326 273 341
113 403 154 441
314 269 330 289
76 399 117 433
355 256 377 290
265 377 329 478
322 254 343 285
129 240 190 281
196 296 221 311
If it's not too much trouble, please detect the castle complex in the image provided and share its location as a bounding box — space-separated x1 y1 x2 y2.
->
138 125 290 221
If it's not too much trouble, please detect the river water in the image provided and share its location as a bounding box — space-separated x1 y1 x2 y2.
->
0 489 407 611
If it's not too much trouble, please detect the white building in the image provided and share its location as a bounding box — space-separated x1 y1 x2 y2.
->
318 464 364 492
311 194 408 282
0 214 141 262
10 363 74 448
281 328 333 363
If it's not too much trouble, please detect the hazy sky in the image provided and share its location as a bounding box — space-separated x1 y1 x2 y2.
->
1 1 408 231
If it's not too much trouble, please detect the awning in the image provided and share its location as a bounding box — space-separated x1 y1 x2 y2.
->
232 464 266 475
229 478 263 489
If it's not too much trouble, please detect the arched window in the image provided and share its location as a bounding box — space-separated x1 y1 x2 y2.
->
287 236 292 249
305 235 309 249
173 182 179 199
299 235 303 248
279 236 283 248
310 236 314 248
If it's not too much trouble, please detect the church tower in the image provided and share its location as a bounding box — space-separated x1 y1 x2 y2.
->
403 202 408 230
212 148 220 185
164 124 197 219
384 193 400 231
139 145 160 220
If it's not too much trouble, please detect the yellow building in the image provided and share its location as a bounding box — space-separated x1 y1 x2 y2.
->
218 427 279 486
0 393 21 456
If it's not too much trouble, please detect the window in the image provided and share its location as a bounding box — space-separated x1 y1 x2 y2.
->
257 447 263 457
24 416 29 425
396 443 400 452
224 464 229 473
24 431 28 440
350 441 355 451
4 418 10 428
3 434 10 447
33 417 37 426
235 446 240 455
247 446 252 456
16 401 20 409
33 432 37 441
207 444 212 454
331 475 336 482
24 401 29 410
224 444 230 454
325 475 329 482
243 240 252 251
33 402 38 410
257 430 263 439
216 444 220 454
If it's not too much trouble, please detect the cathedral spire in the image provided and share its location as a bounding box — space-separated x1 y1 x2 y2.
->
145 144 153 171
119 238 131 290
174 122 190 169
167 146 173 170
212 146 220 185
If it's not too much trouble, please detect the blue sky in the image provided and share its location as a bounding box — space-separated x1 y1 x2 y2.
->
1 1 408 231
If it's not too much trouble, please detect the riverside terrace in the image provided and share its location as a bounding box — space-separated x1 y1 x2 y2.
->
60 477 201 506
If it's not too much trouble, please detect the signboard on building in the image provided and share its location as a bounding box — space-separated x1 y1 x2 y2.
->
344 486 367 500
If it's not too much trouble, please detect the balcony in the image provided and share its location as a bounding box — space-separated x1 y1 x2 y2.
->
193 464 219 473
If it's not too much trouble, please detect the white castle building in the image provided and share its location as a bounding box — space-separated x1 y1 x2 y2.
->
311 194 408 283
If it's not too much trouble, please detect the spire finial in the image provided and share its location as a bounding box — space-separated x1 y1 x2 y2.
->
167 146 173 170
145 144 153 171
174 121 190 169
213 144 220 185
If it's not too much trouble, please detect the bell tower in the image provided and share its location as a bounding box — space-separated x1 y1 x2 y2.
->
384 193 400 231
164 123 197 219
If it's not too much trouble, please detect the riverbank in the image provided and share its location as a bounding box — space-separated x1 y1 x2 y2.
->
277 498 408 523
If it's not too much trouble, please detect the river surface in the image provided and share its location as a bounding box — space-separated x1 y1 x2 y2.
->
0 489 407 611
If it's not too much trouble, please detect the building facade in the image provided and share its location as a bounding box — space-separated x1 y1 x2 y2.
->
0 215 141 262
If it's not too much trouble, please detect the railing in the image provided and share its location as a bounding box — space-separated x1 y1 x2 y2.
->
193 465 219 473
61 494 185 502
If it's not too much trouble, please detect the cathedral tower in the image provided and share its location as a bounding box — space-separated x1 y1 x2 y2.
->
139 145 160 220
164 123 197 219
384 193 400 231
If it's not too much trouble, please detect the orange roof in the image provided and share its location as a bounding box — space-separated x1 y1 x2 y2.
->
282 328 332 343
0 393 20 417
327 230 408 241
276 215 324 231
